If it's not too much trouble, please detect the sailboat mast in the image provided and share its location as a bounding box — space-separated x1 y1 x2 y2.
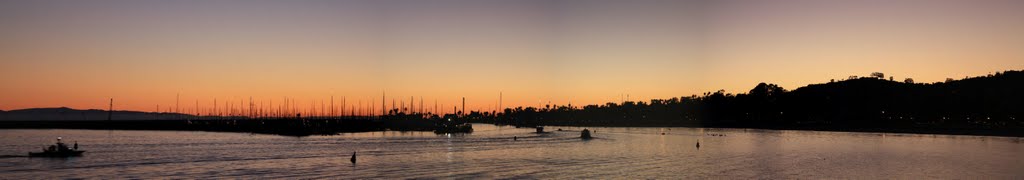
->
108 98 113 121
176 93 180 119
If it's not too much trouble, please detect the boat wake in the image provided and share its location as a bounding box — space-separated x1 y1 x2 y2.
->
0 155 29 158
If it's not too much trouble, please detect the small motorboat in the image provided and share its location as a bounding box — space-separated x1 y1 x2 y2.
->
433 116 474 134
581 129 593 139
29 137 85 157
434 122 474 134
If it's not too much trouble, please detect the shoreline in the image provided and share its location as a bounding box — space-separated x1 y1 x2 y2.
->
1 120 1020 138
0 119 422 137
534 122 1024 137
541 124 1024 138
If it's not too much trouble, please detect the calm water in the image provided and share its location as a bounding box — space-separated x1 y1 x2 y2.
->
1 124 1021 179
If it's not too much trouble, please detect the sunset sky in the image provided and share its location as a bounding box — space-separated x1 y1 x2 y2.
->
1 0 1022 114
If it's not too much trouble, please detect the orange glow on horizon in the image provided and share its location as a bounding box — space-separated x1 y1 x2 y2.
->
1 0 1022 112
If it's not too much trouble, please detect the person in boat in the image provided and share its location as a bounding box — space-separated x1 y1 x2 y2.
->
350 151 357 164
581 129 593 139
51 137 72 152
74 141 78 150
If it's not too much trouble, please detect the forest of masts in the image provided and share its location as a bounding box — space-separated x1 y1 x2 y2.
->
153 92 510 120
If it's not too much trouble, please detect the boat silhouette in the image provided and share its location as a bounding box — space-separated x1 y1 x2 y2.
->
29 137 85 157
581 129 593 139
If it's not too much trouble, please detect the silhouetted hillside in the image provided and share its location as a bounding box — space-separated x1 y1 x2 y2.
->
0 107 200 121
483 70 1024 136
774 71 1023 129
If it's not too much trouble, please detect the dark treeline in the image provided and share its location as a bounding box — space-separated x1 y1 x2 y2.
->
468 70 1024 136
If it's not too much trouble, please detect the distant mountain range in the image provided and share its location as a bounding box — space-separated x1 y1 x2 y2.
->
0 107 197 121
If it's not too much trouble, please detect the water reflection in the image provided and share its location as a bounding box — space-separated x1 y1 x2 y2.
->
0 125 1021 179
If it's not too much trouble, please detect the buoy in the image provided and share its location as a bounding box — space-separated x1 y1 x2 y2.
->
350 151 357 164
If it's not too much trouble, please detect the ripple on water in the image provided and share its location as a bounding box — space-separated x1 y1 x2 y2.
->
0 125 1022 179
